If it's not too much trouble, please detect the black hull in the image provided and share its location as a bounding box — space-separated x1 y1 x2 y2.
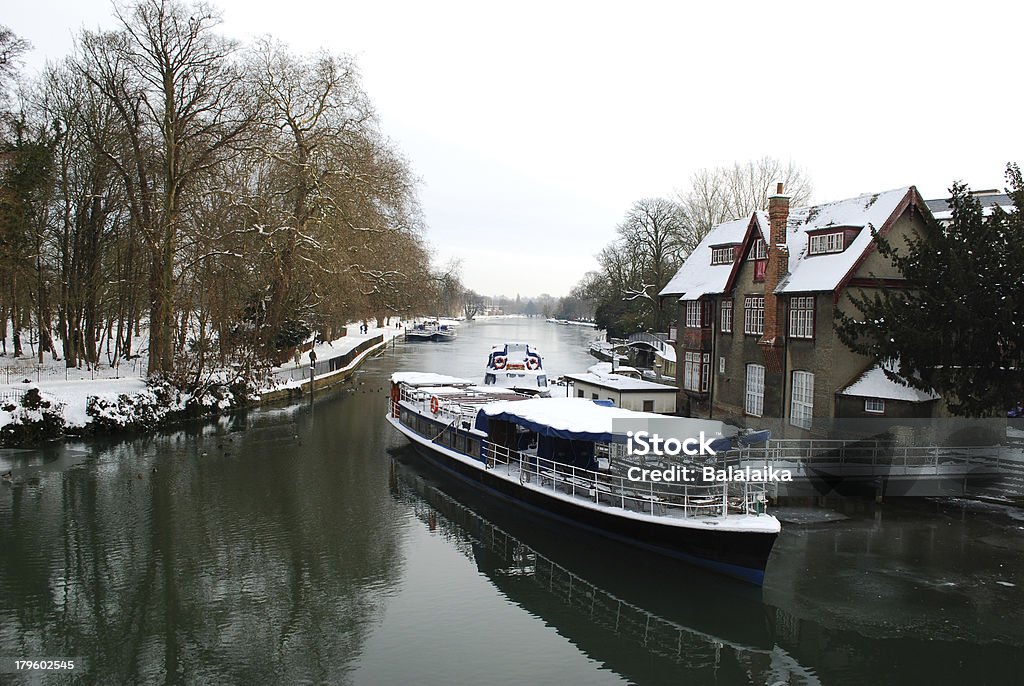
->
390 418 777 585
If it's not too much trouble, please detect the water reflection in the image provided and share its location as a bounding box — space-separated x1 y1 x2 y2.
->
0 390 405 685
388 451 819 685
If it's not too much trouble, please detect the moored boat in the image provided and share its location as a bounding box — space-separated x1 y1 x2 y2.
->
484 342 549 395
405 320 457 342
386 373 780 585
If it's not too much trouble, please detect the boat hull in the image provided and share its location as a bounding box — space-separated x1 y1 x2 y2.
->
387 416 777 585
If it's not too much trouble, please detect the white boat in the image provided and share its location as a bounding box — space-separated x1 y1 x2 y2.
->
483 342 549 395
386 373 780 585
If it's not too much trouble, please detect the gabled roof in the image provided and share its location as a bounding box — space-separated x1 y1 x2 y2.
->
658 213 768 299
925 192 1014 223
777 187 914 293
838 362 939 402
661 186 922 300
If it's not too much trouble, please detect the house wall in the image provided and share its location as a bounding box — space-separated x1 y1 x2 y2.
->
572 380 677 414
834 395 937 419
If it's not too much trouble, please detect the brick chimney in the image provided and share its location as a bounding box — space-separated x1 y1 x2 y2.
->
759 183 789 366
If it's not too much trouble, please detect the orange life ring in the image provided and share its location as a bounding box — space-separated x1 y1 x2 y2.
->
493 355 507 369
526 357 540 370
430 396 440 414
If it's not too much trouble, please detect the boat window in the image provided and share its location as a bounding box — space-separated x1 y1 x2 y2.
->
537 375 547 386
484 373 495 385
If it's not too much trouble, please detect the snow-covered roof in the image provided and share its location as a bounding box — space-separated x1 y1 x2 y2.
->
586 362 641 378
391 372 472 387
777 187 911 293
660 187 917 300
565 373 677 392
838 363 939 402
656 345 677 363
659 214 767 299
475 397 663 442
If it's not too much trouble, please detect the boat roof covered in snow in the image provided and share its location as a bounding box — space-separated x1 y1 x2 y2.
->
391 372 473 387
473 397 739 446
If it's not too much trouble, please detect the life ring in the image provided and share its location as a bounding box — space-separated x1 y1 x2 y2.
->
493 355 507 369
430 396 440 414
526 357 540 370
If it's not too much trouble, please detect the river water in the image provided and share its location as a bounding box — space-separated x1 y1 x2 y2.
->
1 318 1022 685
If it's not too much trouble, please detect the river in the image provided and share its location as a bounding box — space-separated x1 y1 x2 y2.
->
1 317 1022 684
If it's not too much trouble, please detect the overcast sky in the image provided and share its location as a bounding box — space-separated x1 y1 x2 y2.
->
7 1 1022 297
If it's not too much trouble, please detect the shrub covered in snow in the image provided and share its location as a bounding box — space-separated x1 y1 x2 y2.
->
0 388 66 445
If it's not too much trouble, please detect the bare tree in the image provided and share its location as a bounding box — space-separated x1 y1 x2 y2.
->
677 156 813 241
76 0 252 374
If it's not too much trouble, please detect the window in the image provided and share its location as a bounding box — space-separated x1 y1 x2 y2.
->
643 400 655 412
791 371 815 429
577 389 584 398
719 356 725 373
745 364 765 417
743 295 764 335
685 300 701 328
789 296 815 338
809 232 844 255
865 398 885 414
711 246 735 265
683 352 710 392
720 300 733 333
591 393 598 400
686 300 711 328
749 238 767 260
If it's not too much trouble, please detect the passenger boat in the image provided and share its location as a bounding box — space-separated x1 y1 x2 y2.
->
405 320 457 342
484 342 549 395
386 373 780 585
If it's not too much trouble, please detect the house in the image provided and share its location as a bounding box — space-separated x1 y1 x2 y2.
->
660 184 940 433
925 189 1013 226
565 372 677 414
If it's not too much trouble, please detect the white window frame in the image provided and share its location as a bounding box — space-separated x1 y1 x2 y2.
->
743 295 764 335
711 246 734 265
745 364 765 417
685 301 701 328
720 299 733 333
864 398 885 414
791 371 814 429
749 238 767 260
788 296 815 339
683 352 709 392
809 232 845 255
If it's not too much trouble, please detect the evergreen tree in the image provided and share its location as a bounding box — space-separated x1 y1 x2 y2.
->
836 163 1024 416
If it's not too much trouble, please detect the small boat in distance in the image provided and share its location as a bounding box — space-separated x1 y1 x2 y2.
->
484 342 549 396
405 320 457 342
386 373 780 585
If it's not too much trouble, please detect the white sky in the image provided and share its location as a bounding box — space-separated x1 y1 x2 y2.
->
7 0 1023 297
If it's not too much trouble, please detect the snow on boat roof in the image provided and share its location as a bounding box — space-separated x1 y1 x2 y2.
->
475 397 665 443
565 373 677 392
391 372 473 387
839 363 939 402
659 214 765 298
778 187 911 293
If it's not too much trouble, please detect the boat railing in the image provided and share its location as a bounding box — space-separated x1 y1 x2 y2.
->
481 440 769 520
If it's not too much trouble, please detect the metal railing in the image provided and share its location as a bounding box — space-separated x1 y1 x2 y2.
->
274 335 384 383
394 387 771 520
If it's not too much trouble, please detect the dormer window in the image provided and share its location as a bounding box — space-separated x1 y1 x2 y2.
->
710 244 738 265
808 232 845 255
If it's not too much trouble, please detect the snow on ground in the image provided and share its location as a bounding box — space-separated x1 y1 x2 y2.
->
0 316 412 432
0 378 148 428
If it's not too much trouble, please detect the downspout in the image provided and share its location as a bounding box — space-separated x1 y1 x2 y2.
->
708 300 716 420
